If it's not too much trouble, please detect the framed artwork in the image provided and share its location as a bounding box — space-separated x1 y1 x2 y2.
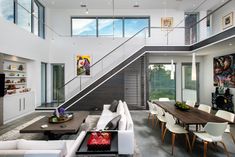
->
76 55 91 76
161 17 173 30
222 12 233 30
214 53 235 88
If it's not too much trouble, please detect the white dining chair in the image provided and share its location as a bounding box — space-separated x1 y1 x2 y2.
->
186 100 196 107
147 101 157 127
162 112 191 155
155 105 167 140
192 122 229 157
198 104 211 113
159 97 170 101
215 110 235 144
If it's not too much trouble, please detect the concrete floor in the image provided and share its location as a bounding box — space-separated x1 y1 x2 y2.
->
131 111 235 157
0 111 235 157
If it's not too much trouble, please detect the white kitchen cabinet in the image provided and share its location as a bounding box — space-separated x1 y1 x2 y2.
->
3 91 35 123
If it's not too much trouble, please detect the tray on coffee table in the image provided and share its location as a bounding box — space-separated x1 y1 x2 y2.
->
76 131 118 156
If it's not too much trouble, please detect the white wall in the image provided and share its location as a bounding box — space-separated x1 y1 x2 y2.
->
0 17 50 106
212 0 235 35
201 48 235 112
148 54 204 102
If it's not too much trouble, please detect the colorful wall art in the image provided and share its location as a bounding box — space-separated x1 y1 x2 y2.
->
214 54 235 88
76 55 91 76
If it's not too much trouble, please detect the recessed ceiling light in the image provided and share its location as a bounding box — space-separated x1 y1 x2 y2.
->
229 43 233 46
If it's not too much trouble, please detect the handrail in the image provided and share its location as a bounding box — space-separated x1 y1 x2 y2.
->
56 26 186 91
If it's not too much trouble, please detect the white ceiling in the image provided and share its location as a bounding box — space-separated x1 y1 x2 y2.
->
39 0 227 11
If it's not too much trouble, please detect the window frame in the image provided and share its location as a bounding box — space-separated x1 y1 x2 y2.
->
71 16 150 37
11 0 45 38
148 63 176 101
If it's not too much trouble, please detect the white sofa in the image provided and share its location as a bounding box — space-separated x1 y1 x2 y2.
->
96 100 134 155
0 131 86 157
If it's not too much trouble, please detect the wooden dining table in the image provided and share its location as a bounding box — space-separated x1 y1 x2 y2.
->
153 101 234 126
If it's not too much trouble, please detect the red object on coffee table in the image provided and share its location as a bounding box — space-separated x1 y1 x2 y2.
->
87 132 111 150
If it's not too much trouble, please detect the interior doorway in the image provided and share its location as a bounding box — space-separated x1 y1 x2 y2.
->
52 64 65 103
185 12 199 45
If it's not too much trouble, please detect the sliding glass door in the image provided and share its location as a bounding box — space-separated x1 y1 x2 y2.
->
41 62 47 105
52 64 65 102
181 63 199 103
148 64 176 101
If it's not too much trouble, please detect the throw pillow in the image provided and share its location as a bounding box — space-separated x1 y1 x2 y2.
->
117 100 124 115
118 113 127 130
109 100 118 112
0 140 18 150
17 139 67 156
104 115 121 130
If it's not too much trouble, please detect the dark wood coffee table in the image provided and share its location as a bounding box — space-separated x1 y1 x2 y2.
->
20 111 89 139
76 131 118 156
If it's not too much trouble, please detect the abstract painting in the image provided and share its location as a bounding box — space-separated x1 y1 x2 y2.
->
76 55 91 75
214 54 235 88
161 17 173 30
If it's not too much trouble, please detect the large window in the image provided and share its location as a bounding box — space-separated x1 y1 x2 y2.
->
149 64 176 100
0 0 14 22
182 63 199 103
98 18 123 37
72 18 96 36
71 16 150 37
124 18 149 37
0 0 45 39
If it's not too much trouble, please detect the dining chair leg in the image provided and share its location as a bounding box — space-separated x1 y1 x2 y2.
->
203 141 208 157
155 117 159 127
185 134 192 153
192 135 196 149
161 122 165 138
219 141 230 157
162 127 167 143
229 132 235 144
172 133 176 155
152 115 155 127
148 113 150 125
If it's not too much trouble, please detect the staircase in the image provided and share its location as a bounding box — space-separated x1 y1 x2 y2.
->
38 26 235 111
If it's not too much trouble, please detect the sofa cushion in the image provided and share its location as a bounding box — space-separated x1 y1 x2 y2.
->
24 150 63 157
0 150 26 156
109 100 118 112
118 113 127 130
117 100 124 115
96 113 119 130
105 115 121 130
0 140 18 150
17 139 67 156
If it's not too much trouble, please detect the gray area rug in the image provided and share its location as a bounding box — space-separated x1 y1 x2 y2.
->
0 116 45 140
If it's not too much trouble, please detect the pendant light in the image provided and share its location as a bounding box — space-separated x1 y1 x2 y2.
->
191 53 196 80
170 59 174 80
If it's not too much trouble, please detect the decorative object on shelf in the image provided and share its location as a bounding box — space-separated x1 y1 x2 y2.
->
214 53 235 88
161 17 173 30
18 65 24 71
9 73 15 76
222 12 233 30
87 132 111 150
76 55 91 76
212 91 234 113
175 101 190 111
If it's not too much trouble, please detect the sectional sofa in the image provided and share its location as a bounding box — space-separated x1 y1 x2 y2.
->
96 100 134 155
0 131 86 157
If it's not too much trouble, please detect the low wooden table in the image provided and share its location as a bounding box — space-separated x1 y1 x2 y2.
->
76 131 118 157
20 111 89 139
